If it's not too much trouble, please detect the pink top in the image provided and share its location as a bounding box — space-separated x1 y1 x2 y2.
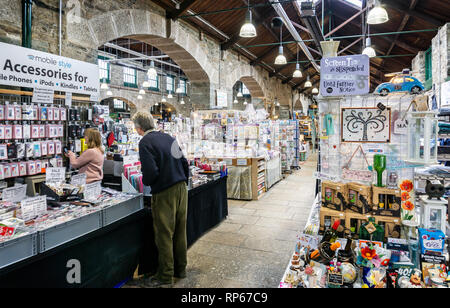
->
68 148 104 184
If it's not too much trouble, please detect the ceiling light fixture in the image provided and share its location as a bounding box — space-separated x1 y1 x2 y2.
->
367 0 389 24
362 37 376 58
274 25 287 65
100 81 109 90
168 93 173 99
304 75 312 88
240 1 257 38
293 45 302 78
139 89 145 95
106 90 112 96
137 95 143 100
180 98 185 105
312 87 319 94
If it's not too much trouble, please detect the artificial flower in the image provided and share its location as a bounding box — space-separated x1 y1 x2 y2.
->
400 180 413 192
402 201 414 211
361 247 377 260
401 192 410 201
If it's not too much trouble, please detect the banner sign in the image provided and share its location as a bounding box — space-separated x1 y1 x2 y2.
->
320 55 370 96
0 42 99 96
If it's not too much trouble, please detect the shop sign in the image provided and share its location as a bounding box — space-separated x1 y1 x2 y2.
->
46 167 66 184
0 42 99 96
2 184 27 203
320 55 369 96
32 88 54 104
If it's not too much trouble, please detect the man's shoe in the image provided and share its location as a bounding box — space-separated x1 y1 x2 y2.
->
174 272 187 279
144 277 173 288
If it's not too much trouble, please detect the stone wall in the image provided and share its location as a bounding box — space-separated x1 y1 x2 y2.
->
0 0 297 115
411 51 425 84
431 23 450 107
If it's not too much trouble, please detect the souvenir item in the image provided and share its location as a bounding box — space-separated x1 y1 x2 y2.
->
373 154 387 187
3 164 11 178
47 107 53 121
0 125 5 140
48 142 55 155
13 125 22 140
40 107 48 121
53 108 60 121
16 143 25 159
35 160 42 174
33 142 41 157
32 105 38 120
341 107 391 143
22 105 33 120
10 163 19 177
25 142 34 158
39 125 46 138
55 140 62 154
41 141 47 156
0 105 4 120
341 145 373 183
7 144 17 159
0 145 7 160
60 108 66 121
22 124 30 139
418 228 445 255
27 161 36 175
31 125 39 139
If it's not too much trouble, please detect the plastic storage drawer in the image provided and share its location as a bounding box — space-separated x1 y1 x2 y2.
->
102 195 143 226
0 233 38 269
38 210 102 253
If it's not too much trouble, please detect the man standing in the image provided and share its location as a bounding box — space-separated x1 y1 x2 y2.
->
131 111 189 288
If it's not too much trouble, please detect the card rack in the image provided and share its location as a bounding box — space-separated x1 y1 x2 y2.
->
66 100 94 155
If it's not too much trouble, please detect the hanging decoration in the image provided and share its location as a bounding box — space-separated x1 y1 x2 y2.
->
341 145 373 182
341 107 391 143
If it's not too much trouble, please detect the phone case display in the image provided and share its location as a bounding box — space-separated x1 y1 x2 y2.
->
276 120 299 172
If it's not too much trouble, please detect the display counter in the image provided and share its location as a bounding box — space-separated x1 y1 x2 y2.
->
0 177 228 287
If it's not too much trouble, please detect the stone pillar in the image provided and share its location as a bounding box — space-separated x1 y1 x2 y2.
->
432 23 450 107
411 51 426 83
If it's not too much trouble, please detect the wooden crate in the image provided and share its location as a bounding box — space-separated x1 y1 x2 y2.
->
322 181 347 211
319 207 346 236
346 182 372 214
372 186 401 217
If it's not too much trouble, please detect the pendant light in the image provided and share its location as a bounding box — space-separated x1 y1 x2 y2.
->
292 45 302 78
147 46 157 78
100 79 109 90
367 0 389 25
237 91 243 98
155 102 159 106
161 96 166 103
234 98 238 104
168 93 173 99
362 37 376 58
239 1 257 38
106 90 113 96
312 87 319 94
180 98 185 105
304 75 312 88
243 100 248 105
137 94 143 100
139 88 146 95
275 25 287 65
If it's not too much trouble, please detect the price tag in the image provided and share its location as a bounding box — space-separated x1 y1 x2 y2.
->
32 195 47 216
46 167 66 184
224 159 233 165
2 184 27 203
65 92 72 107
71 173 86 186
20 198 36 221
84 181 102 201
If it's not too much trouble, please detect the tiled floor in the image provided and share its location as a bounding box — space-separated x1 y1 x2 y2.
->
125 153 317 288
173 153 318 288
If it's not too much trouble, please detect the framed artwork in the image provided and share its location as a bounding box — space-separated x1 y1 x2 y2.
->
341 107 391 143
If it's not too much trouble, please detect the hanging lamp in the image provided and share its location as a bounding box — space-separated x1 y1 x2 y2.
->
147 46 157 78
100 79 109 90
367 0 389 25
240 1 257 38
312 87 319 94
293 45 302 78
139 89 145 95
275 25 287 65
362 37 376 58
106 90 113 96
304 75 312 88
137 94 143 100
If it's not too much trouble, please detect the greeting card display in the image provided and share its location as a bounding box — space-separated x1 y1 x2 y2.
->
341 107 391 143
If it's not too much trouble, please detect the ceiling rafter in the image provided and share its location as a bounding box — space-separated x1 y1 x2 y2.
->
382 0 444 26
167 0 200 20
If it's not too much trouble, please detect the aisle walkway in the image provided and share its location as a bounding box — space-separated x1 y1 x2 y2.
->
174 153 318 288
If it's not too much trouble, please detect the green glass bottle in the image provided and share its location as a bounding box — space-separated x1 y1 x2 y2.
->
373 154 387 187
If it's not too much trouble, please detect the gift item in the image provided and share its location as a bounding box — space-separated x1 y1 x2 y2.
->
419 195 447 233
358 217 385 242
14 106 21 120
22 105 33 120
4 125 12 140
10 163 19 177
13 125 22 140
53 108 60 121
47 142 55 155
33 142 41 157
32 105 38 120
0 125 5 140
342 145 373 183
322 181 347 211
22 124 30 140
346 183 372 214
35 160 42 174
55 140 62 154
421 254 447 287
47 107 53 121
372 186 401 217
27 161 36 175
418 228 445 255
0 105 4 120
41 141 47 156
40 107 48 121
60 107 66 121
39 125 46 138
31 125 39 139
7 144 17 159
0 145 7 160
16 143 25 159
3 164 11 178
19 162 27 176
25 142 34 158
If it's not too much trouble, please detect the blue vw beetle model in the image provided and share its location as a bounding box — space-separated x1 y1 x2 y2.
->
375 75 424 96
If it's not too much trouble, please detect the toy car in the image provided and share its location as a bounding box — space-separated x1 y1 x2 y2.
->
375 76 424 96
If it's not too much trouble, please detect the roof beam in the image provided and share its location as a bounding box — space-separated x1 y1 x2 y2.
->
337 37 364 55
324 5 368 38
167 0 200 20
382 0 444 26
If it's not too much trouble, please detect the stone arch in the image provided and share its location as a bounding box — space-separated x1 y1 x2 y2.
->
227 63 266 99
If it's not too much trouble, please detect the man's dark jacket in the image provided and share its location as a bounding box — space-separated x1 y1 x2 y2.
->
138 131 189 194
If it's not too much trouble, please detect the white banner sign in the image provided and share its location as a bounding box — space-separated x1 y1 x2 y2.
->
71 173 86 186
84 181 102 201
32 88 54 104
0 42 99 95
46 167 66 183
2 184 27 203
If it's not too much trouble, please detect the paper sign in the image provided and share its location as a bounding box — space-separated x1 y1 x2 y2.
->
394 118 408 135
65 92 72 107
123 155 140 166
71 173 86 186
320 55 370 96
2 184 27 203
84 181 102 200
236 159 248 166
297 233 319 250
0 226 15 238
32 195 47 216
20 198 36 221
46 167 65 183
216 90 228 108
32 88 54 104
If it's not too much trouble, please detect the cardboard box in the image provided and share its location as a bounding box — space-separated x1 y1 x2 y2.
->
372 186 401 217
344 210 372 235
346 182 372 214
322 181 347 211
319 207 345 236
374 215 401 241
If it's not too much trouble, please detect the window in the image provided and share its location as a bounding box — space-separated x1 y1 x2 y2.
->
391 77 404 84
147 74 159 91
113 99 124 110
123 67 137 88
166 75 175 93
405 78 415 82
178 78 187 94
98 56 110 83
425 47 432 82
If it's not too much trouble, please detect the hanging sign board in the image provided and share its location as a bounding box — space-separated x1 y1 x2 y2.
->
320 55 370 96
0 42 99 96
216 90 228 108
441 80 450 108
2 184 27 203
46 167 66 184
32 88 54 104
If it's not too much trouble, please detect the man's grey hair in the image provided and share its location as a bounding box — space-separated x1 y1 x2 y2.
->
131 111 155 132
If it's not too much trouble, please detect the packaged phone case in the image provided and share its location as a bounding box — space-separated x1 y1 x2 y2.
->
35 160 42 174
7 144 17 159
0 165 5 180
58 125 64 137
25 142 34 158
41 141 47 156
32 105 38 120
57 157 63 168
48 142 55 155
0 125 5 140
17 143 25 159
75 139 82 152
55 140 62 154
4 164 11 178
22 105 33 120
41 159 49 170
6 105 15 120
27 161 36 175
0 105 5 120
4 125 12 140
53 107 60 121
23 124 30 139
33 142 41 157
47 107 54 121
40 107 48 121
19 162 27 176
10 163 19 177
13 125 23 140
14 106 22 120
0 144 7 160
39 125 46 138
60 108 66 121
31 125 39 139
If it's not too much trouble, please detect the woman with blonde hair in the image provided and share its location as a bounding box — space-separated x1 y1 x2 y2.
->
66 128 105 183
